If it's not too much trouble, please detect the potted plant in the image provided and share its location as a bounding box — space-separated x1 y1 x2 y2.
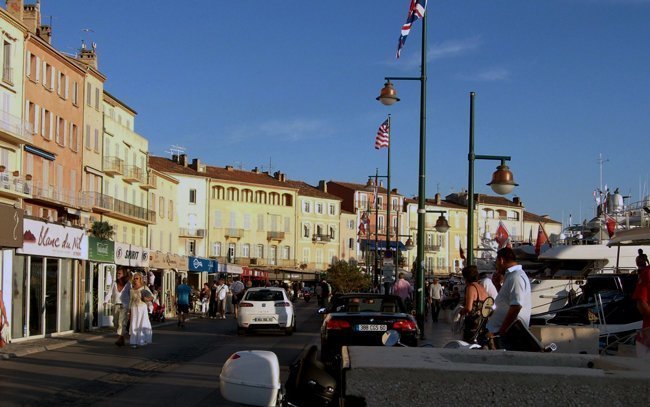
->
0 165 5 172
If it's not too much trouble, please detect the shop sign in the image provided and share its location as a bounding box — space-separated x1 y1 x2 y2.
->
187 256 217 272
149 251 187 270
18 218 88 259
88 236 114 263
0 204 23 248
114 242 149 267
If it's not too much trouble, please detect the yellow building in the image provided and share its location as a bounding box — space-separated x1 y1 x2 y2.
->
289 180 341 273
148 169 179 254
100 91 153 247
339 210 358 264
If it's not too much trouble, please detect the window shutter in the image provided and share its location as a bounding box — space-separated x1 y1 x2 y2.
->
69 122 74 149
49 112 53 140
26 51 31 77
35 57 40 82
40 108 45 136
62 119 67 146
42 61 47 87
64 76 69 99
34 104 39 136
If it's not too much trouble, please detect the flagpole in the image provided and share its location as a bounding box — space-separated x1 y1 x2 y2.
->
374 169 380 287
385 114 392 295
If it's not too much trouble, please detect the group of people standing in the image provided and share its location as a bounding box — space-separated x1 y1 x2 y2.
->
104 267 154 348
199 277 248 320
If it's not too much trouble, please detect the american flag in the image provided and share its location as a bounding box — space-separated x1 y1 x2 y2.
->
375 118 390 149
397 0 427 59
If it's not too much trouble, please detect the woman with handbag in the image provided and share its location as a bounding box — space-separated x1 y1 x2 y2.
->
129 272 153 348
460 265 490 343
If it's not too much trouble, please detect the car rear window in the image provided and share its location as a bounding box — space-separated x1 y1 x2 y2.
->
245 290 285 301
332 297 400 313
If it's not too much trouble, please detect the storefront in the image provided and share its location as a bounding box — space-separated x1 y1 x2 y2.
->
84 237 115 330
12 218 87 341
187 256 217 290
149 251 187 318
0 204 23 344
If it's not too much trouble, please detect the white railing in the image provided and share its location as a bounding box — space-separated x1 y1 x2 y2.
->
32 181 80 207
0 171 31 195
0 110 32 143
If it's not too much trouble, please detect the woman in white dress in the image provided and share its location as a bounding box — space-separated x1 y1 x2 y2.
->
129 272 153 348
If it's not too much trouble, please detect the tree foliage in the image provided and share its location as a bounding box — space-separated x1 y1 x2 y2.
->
325 260 372 294
89 221 114 241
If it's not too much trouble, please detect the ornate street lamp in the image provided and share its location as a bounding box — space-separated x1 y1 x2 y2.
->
466 91 518 266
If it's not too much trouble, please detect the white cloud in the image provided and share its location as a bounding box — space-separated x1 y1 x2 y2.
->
456 67 511 82
427 36 482 61
224 118 331 144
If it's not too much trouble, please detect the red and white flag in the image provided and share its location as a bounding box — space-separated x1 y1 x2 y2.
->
605 215 617 238
375 118 390 149
494 221 510 249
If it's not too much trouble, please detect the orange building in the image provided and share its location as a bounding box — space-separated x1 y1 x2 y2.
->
21 4 85 223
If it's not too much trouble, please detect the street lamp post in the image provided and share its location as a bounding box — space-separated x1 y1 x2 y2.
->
376 11 428 336
466 91 518 266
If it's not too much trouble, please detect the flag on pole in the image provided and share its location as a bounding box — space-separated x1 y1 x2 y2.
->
605 215 617 238
358 212 369 242
459 244 466 260
397 0 427 59
535 225 548 256
494 221 510 249
375 118 390 149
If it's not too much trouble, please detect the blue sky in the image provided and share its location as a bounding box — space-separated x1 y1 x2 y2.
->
42 0 649 224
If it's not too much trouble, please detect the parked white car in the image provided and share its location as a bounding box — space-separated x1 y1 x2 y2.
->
237 287 296 335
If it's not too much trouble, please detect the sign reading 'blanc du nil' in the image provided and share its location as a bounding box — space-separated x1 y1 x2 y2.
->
18 218 88 260
88 236 115 263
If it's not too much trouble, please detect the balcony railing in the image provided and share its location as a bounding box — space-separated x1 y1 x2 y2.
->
0 171 31 198
424 244 441 252
123 165 145 183
225 228 245 238
112 196 156 223
103 156 124 175
0 111 32 144
81 191 114 213
267 231 285 241
32 181 80 207
312 234 332 243
179 228 206 238
140 172 157 190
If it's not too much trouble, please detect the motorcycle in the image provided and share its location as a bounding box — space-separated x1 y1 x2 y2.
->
220 345 338 406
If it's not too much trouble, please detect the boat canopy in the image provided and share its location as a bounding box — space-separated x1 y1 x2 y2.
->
606 227 650 247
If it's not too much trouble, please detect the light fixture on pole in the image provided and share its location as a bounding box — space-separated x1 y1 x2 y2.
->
466 91 518 266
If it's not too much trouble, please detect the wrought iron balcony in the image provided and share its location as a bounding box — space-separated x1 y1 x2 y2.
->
31 181 80 208
0 111 32 145
123 165 145 183
424 244 441 252
103 156 124 175
0 171 31 199
267 231 285 241
312 234 332 243
81 191 114 213
179 228 206 238
140 172 157 190
111 196 156 224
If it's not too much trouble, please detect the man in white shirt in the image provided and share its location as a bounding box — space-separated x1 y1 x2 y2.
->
479 272 499 300
486 247 531 345
428 277 444 322
216 278 230 319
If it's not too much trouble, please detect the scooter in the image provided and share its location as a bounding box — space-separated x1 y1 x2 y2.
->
220 345 338 406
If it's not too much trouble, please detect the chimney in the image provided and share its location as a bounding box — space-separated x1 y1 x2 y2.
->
37 25 51 44
22 3 40 34
179 154 188 167
379 180 384 188
6 0 23 22
435 193 441 205
513 196 522 206
78 46 98 69
318 180 327 193
190 158 201 170
225 165 234 171
252 167 260 174
273 171 286 182
171 154 179 163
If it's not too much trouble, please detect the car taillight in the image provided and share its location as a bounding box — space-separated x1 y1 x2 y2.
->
239 302 254 307
275 302 291 307
326 319 351 330
392 320 418 331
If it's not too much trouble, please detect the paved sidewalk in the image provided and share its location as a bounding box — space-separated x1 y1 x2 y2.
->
0 319 178 360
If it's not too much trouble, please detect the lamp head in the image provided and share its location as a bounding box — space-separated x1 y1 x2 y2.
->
377 81 400 106
434 215 450 233
405 237 414 250
487 163 518 195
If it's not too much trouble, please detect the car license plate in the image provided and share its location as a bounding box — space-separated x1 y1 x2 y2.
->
356 324 387 332
254 317 275 322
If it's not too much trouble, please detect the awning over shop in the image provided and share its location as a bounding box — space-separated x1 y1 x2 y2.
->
359 239 406 251
221 263 244 275
188 256 217 272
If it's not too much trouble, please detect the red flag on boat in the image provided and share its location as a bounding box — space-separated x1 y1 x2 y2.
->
605 215 617 238
535 225 547 255
495 221 510 249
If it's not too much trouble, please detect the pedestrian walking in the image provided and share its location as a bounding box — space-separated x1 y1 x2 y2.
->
176 277 191 327
129 272 153 348
200 283 211 318
486 247 532 349
429 277 444 322
460 266 489 343
315 283 323 306
103 267 131 347
393 273 413 312
208 280 218 319
230 276 245 319
216 278 230 319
